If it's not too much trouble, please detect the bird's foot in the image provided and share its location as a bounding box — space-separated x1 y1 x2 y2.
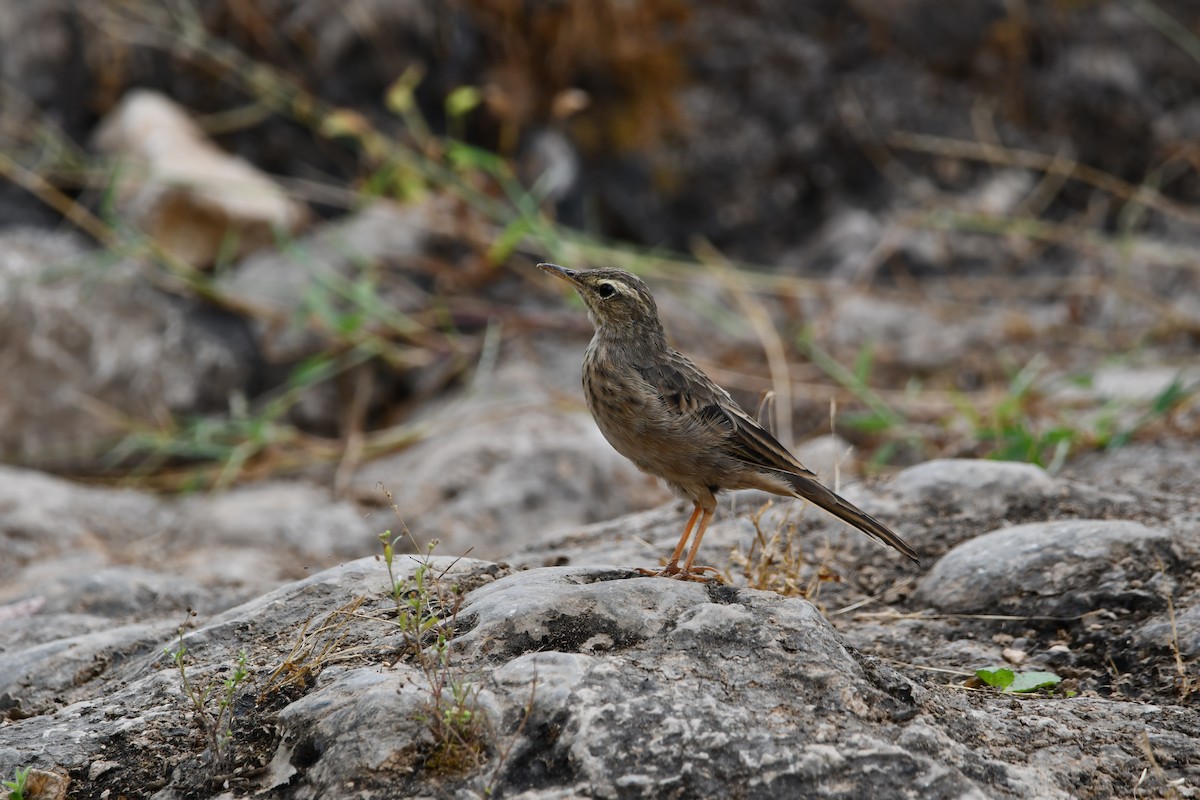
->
636 564 724 583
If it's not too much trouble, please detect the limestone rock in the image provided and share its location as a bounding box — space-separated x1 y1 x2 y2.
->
0 230 255 465
353 408 666 559
215 200 440 364
0 552 1197 798
891 459 1057 515
915 519 1177 616
1133 603 1200 660
93 90 307 268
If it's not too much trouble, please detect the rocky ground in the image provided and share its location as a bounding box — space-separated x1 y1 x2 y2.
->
2 1 1200 798
1 448 1198 798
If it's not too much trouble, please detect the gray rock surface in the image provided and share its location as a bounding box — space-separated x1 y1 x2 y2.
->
0 464 385 621
1134 603 1200 660
351 354 670 559
215 200 439 364
0 441 1198 798
0 620 177 716
792 433 861 485
0 465 172 585
825 294 1004 372
176 481 383 562
891 458 1057 515
1 557 1197 798
0 229 255 465
915 520 1179 616
354 408 668 559
1065 439 1200 498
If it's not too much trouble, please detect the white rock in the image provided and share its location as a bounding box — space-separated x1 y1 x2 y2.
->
1001 647 1027 665
94 89 307 267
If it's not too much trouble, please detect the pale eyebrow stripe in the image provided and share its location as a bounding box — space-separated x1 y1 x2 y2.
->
602 280 640 301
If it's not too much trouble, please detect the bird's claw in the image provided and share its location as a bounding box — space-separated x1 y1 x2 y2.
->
635 564 724 583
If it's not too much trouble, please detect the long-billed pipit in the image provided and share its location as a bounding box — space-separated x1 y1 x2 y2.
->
536 262 919 580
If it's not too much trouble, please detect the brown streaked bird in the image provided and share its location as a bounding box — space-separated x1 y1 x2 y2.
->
536 262 919 580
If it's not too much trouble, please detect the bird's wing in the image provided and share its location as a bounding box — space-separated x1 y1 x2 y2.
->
636 351 920 564
704 401 821 478
634 352 816 479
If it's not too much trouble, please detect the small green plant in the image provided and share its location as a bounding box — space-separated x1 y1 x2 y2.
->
974 667 1063 693
970 357 1078 471
164 613 252 763
1106 376 1196 451
3 766 30 800
378 527 486 774
797 333 909 437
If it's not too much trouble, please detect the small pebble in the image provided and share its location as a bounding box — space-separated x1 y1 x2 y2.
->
1002 648 1027 665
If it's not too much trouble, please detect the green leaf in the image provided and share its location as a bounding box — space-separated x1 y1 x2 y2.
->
841 411 895 434
867 439 901 468
1006 671 1062 693
852 342 875 383
975 667 1014 690
445 86 482 119
488 216 533 263
1151 377 1186 414
975 668 1063 693
446 141 506 174
385 66 425 115
289 355 335 388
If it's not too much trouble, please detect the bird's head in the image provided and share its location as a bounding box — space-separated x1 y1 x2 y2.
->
536 263 662 333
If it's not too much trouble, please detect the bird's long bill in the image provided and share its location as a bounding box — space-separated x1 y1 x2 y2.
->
536 262 581 285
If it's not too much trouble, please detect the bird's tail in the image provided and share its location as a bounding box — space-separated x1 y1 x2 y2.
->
786 472 920 564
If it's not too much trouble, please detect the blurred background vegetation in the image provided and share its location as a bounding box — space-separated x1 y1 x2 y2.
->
1 0 1199 489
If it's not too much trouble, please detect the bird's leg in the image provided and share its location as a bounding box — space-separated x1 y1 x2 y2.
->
678 508 716 578
664 503 703 573
637 504 701 578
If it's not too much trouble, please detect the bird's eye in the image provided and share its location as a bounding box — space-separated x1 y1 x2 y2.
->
596 282 617 299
